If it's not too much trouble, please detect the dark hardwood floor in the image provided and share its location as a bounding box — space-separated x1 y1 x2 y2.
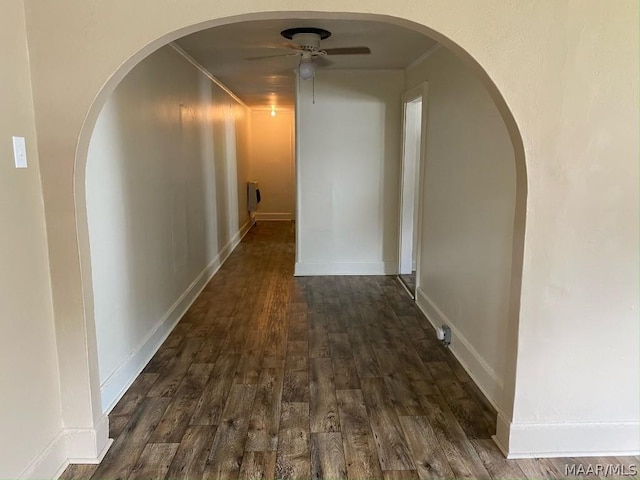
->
61 222 639 479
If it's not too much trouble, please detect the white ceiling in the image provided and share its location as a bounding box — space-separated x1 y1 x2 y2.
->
176 19 437 109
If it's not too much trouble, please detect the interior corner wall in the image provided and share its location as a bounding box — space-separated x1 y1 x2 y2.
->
249 109 295 220
406 47 516 410
0 1 65 478
85 45 251 413
295 70 404 275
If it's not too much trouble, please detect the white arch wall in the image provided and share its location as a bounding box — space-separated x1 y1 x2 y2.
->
0 0 634 476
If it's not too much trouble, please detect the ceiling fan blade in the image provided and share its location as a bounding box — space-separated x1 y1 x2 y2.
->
324 47 371 56
244 52 300 61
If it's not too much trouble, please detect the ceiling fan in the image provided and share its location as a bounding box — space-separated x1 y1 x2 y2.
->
245 27 371 79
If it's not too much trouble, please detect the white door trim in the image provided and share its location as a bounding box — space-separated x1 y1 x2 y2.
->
398 83 428 292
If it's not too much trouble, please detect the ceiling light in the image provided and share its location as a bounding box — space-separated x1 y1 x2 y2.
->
271 107 276 117
299 61 316 80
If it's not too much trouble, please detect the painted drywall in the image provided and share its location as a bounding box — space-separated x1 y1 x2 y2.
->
296 70 404 275
249 109 295 220
407 47 516 407
18 0 639 460
501 3 639 455
0 1 65 478
86 45 251 412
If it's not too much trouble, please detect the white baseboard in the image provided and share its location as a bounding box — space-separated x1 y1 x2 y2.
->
66 414 112 463
19 414 114 479
255 212 293 221
494 413 640 458
19 430 67 480
100 219 253 413
414 287 503 409
294 261 398 276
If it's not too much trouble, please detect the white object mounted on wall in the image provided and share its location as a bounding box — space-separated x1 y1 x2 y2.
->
12 136 27 168
436 325 452 346
247 181 260 224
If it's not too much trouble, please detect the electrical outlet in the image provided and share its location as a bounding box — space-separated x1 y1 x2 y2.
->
436 325 452 346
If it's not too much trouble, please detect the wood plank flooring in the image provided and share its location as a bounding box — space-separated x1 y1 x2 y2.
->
61 222 639 480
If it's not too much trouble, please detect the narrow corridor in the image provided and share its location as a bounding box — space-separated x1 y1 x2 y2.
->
61 222 639 480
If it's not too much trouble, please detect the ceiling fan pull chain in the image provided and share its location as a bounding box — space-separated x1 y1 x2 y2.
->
312 76 315 104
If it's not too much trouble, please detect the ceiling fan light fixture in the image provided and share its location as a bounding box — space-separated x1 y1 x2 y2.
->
299 61 316 80
281 27 331 40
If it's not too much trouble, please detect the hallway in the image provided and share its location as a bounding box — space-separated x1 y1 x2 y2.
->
61 223 638 480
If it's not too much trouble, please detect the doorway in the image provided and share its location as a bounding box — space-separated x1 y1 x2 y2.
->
52 6 530 464
398 84 427 297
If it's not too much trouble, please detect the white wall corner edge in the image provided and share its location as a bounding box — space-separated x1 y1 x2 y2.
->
65 413 112 464
294 261 398 276
99 218 253 413
494 413 640 458
415 286 504 409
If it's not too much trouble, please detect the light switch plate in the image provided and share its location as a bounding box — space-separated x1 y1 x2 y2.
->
12 136 27 168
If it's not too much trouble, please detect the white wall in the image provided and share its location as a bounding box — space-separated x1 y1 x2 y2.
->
249 109 295 220
295 70 404 275
406 47 516 409
86 45 251 412
0 1 65 478
503 3 639 455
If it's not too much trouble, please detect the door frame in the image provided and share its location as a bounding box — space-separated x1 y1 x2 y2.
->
398 82 429 293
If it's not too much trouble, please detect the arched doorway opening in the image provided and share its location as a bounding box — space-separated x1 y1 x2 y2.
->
62 9 527 462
